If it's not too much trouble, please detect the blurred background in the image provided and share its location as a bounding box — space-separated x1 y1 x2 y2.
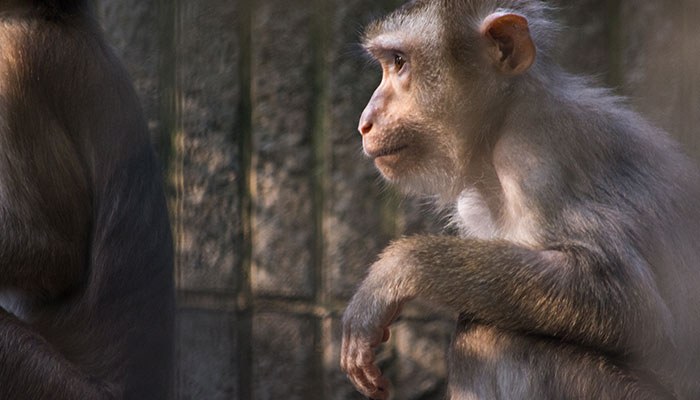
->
95 0 700 399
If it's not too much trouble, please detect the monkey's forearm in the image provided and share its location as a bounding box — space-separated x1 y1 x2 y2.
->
0 310 118 399
374 235 661 351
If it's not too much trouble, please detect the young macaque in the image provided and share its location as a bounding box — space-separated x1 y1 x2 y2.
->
341 0 700 399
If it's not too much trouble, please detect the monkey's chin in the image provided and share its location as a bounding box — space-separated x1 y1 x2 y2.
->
374 154 404 181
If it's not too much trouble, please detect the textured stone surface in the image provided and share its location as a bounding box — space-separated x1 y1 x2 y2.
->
176 0 241 291
251 0 316 298
176 309 238 400
253 313 317 400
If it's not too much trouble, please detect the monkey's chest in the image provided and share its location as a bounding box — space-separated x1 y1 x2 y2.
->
455 187 540 246
455 188 499 239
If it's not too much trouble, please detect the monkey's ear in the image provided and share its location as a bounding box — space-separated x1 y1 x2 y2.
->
480 13 536 75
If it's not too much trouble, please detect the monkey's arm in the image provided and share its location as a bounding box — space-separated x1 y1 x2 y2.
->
0 310 118 399
341 235 668 399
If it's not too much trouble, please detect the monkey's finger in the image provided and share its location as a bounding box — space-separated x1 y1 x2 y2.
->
373 375 392 400
347 344 383 395
356 343 376 367
363 366 392 399
348 356 390 400
340 332 349 372
357 354 391 398
366 377 391 400
341 325 360 373
348 368 376 398
353 374 389 400
345 340 370 386
362 362 382 382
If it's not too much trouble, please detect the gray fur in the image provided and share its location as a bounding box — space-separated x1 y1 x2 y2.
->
342 1 700 399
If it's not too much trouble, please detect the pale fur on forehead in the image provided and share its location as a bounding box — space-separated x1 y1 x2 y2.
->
362 0 559 58
362 1 442 51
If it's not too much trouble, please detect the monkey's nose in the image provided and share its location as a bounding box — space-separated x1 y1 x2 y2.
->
359 121 373 136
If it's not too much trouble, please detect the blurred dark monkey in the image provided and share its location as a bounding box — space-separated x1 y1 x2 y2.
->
341 0 700 399
0 1 173 398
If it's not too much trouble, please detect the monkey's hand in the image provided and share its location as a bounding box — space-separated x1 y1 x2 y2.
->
341 256 406 400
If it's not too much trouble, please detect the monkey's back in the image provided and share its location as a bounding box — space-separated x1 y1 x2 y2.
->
498 81 700 396
0 10 174 399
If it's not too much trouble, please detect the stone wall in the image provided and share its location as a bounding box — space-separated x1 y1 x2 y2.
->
97 1 700 399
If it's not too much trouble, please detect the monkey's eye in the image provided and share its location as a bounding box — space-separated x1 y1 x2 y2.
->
394 54 406 71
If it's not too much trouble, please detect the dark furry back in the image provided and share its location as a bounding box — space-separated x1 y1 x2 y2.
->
34 0 90 16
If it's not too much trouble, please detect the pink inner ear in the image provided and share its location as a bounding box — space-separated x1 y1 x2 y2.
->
480 13 536 74
480 13 530 37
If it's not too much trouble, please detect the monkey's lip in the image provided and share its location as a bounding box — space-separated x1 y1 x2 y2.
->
366 145 408 159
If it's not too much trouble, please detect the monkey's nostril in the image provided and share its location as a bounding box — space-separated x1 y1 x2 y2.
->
360 122 373 136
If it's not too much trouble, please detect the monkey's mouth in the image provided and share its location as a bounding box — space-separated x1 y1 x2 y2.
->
366 145 408 159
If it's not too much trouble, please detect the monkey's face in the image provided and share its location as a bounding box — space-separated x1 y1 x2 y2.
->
358 35 461 194
358 2 539 197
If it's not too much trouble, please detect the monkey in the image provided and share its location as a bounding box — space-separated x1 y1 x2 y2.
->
340 0 700 399
0 1 174 399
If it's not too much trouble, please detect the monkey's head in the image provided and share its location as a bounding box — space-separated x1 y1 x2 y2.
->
359 0 548 197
